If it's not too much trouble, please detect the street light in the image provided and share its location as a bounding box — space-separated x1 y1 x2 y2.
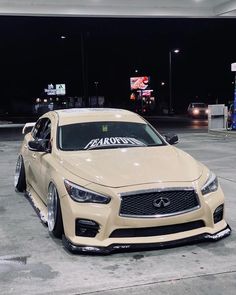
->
169 48 180 114
58 34 88 106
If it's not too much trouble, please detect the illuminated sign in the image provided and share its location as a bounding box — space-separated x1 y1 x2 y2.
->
130 76 150 90
44 84 66 96
56 84 66 95
231 63 236 72
138 89 153 96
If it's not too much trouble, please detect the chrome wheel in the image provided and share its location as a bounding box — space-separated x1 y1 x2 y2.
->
48 184 58 232
14 156 22 187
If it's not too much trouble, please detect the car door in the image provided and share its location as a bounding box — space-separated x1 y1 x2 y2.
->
36 119 53 203
27 117 51 202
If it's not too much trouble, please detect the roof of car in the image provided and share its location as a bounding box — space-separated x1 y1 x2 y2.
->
190 102 207 105
54 108 145 126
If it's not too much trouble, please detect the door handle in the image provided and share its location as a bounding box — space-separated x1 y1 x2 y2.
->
32 153 37 159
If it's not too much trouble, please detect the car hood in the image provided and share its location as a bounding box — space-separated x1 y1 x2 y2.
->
59 146 203 188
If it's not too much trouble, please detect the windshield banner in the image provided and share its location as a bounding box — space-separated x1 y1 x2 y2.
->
84 137 145 150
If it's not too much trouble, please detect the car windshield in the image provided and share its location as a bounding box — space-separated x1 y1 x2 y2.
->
193 103 207 108
58 121 165 151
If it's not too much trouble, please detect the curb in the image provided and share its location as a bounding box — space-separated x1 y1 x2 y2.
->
208 129 236 138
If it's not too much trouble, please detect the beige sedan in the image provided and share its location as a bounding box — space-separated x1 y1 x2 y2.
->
14 108 231 254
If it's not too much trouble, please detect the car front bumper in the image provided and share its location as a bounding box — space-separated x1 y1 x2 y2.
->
62 224 231 255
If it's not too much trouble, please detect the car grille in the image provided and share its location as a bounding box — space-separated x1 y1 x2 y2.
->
119 189 200 217
109 220 205 238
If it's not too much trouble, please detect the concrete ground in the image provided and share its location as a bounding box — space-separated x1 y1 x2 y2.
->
0 130 235 295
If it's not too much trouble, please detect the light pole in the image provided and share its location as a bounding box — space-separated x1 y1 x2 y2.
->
81 32 89 107
94 81 99 106
169 49 180 114
59 33 89 107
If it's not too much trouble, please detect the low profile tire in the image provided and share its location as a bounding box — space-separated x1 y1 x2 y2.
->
47 183 64 238
14 155 26 192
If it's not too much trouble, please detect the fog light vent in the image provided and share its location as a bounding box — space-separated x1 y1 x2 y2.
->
213 205 224 224
76 219 100 237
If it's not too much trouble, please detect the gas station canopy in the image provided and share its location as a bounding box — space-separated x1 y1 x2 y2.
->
0 0 236 18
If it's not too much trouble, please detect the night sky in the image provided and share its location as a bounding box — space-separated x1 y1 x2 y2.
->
1 16 236 114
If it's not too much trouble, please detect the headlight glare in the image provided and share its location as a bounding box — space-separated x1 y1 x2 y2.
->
201 172 218 195
64 180 110 204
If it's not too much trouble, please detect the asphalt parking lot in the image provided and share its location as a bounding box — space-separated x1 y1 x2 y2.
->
0 129 236 295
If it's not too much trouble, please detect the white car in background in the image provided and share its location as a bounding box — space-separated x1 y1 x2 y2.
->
187 102 208 118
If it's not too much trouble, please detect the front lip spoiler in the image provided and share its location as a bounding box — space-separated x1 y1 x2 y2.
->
62 224 231 255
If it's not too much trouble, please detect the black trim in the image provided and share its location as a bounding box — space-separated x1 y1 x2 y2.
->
62 224 231 255
109 220 205 238
213 205 224 224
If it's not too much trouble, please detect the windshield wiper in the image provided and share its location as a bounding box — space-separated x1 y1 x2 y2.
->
146 143 164 147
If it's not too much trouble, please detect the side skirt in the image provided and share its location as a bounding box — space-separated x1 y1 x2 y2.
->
24 187 48 225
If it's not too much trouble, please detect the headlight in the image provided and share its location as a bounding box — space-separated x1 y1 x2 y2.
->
201 172 218 195
64 180 110 204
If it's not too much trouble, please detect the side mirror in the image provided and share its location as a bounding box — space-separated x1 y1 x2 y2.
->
28 139 51 152
164 133 179 145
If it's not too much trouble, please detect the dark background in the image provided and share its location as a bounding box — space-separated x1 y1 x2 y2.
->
0 17 236 114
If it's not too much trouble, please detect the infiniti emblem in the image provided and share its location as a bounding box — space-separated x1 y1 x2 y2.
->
153 197 171 208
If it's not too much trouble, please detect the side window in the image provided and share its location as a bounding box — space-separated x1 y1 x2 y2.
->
32 118 51 140
31 119 43 139
43 120 51 140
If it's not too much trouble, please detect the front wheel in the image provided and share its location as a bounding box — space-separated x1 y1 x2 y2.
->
47 183 64 238
14 155 26 192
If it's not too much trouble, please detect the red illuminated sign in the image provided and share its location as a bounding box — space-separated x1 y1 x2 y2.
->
130 76 150 90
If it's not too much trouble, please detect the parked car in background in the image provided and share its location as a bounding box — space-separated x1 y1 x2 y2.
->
187 102 208 118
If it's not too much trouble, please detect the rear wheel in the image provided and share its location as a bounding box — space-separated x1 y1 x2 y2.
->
14 155 26 192
47 183 64 238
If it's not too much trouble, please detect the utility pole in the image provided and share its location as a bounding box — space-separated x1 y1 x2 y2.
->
81 32 89 107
